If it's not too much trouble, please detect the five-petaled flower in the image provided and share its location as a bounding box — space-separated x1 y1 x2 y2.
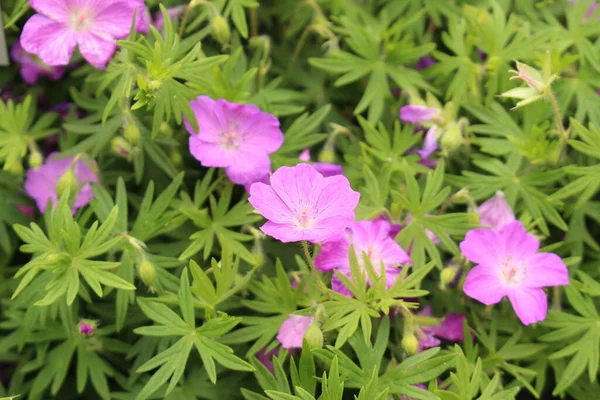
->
249 164 360 243
185 96 284 186
315 219 411 296
461 221 569 325
20 0 148 69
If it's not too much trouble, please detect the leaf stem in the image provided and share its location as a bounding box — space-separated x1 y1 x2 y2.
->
546 90 568 143
302 240 330 299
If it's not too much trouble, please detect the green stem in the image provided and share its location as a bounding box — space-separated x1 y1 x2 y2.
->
302 241 330 298
552 286 562 311
547 90 567 142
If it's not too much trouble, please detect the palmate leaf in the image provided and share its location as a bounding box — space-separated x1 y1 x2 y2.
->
134 269 253 399
11 195 132 306
309 12 433 123
393 160 475 268
120 6 228 137
179 181 261 264
447 151 566 235
540 285 600 395
0 96 58 173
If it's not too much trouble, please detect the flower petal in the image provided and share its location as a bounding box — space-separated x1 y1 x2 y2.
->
459 228 502 266
225 152 271 185
92 1 140 38
463 265 506 305
500 221 539 258
188 136 233 168
259 221 307 243
524 252 569 288
77 32 117 69
315 235 350 272
276 315 314 349
248 183 293 224
21 15 78 66
507 287 548 325
270 164 324 212
30 0 70 22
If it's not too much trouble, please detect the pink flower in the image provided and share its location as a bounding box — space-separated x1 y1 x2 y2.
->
315 219 411 296
477 191 515 231
400 105 440 124
20 0 147 69
298 149 344 177
417 306 466 351
10 40 66 84
256 347 278 373
24 153 99 213
461 221 569 325
248 164 360 243
185 96 284 186
276 315 314 349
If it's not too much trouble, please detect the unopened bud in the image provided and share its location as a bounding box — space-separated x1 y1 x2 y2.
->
147 80 162 92
28 151 43 169
440 124 463 153
401 332 419 355
440 267 457 288
318 148 336 163
111 137 132 157
303 322 324 349
210 15 231 45
137 257 157 287
170 149 183 166
55 168 79 199
124 124 140 146
79 319 97 336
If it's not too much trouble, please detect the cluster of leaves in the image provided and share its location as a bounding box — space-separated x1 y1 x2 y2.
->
0 0 599 400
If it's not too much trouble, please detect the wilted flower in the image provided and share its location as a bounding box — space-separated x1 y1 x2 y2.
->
415 126 439 167
185 96 284 186
10 41 66 84
315 219 411 296
461 221 569 325
15 205 35 218
276 315 314 349
248 164 360 243
477 191 515 231
416 306 466 351
24 153 99 213
20 0 147 69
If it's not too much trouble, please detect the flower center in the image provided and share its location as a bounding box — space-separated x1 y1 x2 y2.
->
499 255 526 285
292 201 316 230
221 131 240 150
70 9 93 31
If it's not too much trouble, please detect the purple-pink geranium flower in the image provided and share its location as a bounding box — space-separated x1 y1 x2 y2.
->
11 40 66 84
185 96 284 186
415 56 436 71
20 0 147 69
400 105 440 124
461 221 569 325
315 219 411 296
298 149 344 177
24 153 99 213
477 191 515 231
79 320 96 336
276 315 314 349
248 164 360 243
417 306 466 351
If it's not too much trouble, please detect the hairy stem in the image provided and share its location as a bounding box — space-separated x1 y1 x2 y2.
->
302 240 330 298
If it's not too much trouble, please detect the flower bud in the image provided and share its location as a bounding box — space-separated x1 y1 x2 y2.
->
318 148 336 163
401 332 419 355
55 168 79 200
303 322 324 349
210 15 231 45
170 149 183 166
440 123 463 153
111 137 132 157
440 267 457 289
28 151 43 169
79 319 97 336
137 258 157 287
124 123 140 146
